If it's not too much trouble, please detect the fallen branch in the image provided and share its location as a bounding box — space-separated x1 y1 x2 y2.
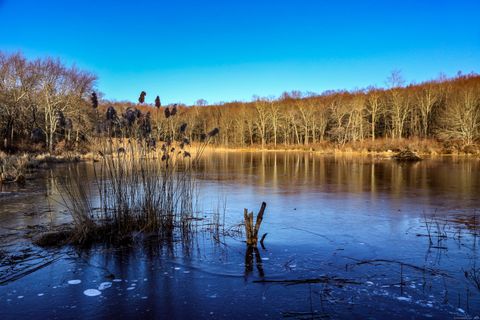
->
254 276 361 286
0 256 62 286
345 258 451 277
260 233 268 249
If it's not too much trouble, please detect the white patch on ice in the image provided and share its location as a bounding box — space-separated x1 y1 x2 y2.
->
98 282 112 291
17 296 24 299
209 294 217 298
397 296 411 302
174 267 181 270
141 296 148 299
183 271 190 274
365 281 374 286
457 308 465 314
68 280 82 285
37 293 44 297
143 278 148 281
131 283 136 286
113 279 122 282
83 289 101 297
126 287 136 291
261 258 270 261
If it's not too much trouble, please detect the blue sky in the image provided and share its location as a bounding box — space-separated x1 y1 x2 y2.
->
1 0 479 105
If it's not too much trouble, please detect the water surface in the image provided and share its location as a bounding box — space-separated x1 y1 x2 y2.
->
1 153 479 319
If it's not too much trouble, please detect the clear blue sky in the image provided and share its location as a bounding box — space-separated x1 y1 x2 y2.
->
1 0 479 105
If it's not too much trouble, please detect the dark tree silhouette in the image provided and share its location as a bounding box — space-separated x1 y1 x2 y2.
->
155 96 161 108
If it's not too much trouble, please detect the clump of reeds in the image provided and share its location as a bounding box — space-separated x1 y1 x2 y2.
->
55 107 220 244
0 152 28 184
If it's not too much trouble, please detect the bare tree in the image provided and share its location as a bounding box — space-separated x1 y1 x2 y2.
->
365 87 383 141
36 58 96 151
415 83 438 137
254 99 269 148
268 101 282 146
438 85 479 145
0 53 35 148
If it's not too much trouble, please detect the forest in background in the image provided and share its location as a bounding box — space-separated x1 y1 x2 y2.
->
1 51 479 155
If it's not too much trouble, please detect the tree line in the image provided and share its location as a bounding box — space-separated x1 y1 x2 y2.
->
1 51 479 153
0 52 96 152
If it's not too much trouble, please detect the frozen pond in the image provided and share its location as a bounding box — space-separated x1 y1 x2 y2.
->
1 152 480 319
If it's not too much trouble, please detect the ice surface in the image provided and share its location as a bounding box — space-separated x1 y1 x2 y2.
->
98 282 112 290
83 289 101 297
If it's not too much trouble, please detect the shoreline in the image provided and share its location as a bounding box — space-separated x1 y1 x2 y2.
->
199 144 480 158
2 138 479 183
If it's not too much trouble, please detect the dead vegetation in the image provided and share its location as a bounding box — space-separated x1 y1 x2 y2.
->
254 276 361 286
345 258 450 277
243 202 267 246
0 151 28 183
393 149 422 161
53 112 220 245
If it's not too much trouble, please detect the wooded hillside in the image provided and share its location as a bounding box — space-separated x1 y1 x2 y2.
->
1 52 479 153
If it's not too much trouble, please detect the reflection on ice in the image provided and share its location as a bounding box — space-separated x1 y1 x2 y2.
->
1 154 480 319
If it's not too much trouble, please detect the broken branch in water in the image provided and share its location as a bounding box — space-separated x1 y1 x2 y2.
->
254 276 361 286
345 257 451 277
260 233 268 249
244 202 267 246
0 256 62 286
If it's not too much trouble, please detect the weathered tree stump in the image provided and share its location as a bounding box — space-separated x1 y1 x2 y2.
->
244 202 267 246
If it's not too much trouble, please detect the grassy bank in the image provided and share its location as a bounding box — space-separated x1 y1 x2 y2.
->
200 138 480 157
1 137 478 184
0 151 88 184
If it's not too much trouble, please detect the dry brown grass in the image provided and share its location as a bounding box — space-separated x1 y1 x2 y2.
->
0 152 29 183
197 138 479 157
55 125 219 244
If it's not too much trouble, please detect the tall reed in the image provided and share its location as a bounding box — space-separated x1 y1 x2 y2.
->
56 119 219 243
